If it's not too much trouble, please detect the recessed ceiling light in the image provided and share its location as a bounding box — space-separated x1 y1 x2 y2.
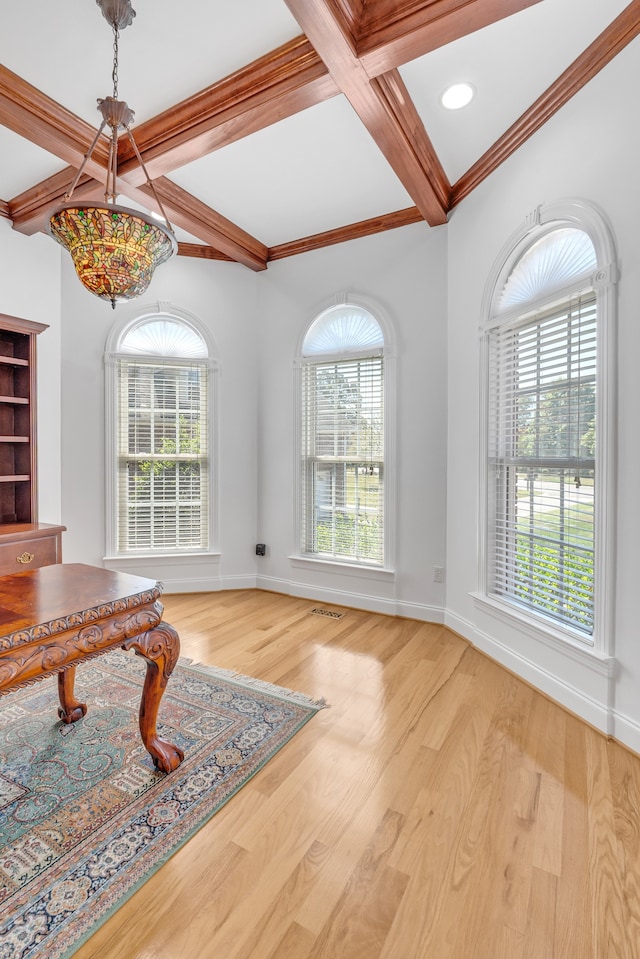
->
440 82 476 110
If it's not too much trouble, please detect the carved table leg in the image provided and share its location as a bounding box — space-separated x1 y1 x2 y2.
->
57 666 88 724
122 622 184 773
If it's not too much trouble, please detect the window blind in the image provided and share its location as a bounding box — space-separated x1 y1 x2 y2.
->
301 354 384 564
487 292 596 634
117 358 209 551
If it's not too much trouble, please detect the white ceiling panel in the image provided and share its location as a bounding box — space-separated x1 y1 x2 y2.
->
0 127 66 199
400 0 631 183
167 95 414 247
0 0 301 127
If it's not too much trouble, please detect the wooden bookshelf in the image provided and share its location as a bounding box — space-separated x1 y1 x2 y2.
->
0 313 65 574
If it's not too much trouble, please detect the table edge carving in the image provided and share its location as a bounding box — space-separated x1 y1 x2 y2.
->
0 584 164 651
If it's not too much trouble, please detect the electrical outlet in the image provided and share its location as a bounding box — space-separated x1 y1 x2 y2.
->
433 565 445 583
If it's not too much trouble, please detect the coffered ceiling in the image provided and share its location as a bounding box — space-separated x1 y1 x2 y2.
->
0 0 637 271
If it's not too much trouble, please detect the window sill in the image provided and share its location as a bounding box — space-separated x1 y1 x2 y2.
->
471 591 612 668
289 554 395 581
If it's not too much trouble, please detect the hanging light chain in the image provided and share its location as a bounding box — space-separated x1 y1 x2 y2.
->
112 22 120 100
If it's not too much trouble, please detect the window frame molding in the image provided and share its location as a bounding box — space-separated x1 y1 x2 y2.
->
291 292 397 574
104 300 220 562
477 199 618 657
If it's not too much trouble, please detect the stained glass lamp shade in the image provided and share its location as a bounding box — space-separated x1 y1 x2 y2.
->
47 1 177 309
50 203 176 308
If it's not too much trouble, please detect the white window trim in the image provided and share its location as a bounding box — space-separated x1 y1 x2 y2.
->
291 292 397 575
104 301 219 561
477 199 617 658
289 554 396 581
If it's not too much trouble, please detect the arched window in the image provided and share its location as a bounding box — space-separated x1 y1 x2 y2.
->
297 299 390 567
105 308 214 556
481 201 617 648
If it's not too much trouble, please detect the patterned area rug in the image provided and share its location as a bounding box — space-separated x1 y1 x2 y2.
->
0 652 325 958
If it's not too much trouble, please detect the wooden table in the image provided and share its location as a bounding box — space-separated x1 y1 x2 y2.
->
0 563 184 773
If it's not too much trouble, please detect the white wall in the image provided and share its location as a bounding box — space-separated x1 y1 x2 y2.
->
0 219 62 524
256 224 449 619
59 251 259 591
445 38 640 749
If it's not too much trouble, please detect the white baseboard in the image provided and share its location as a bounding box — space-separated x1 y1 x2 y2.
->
219 574 259 591
162 573 258 593
256 574 445 621
445 609 612 737
395 599 445 623
257 574 395 614
161 577 222 593
611 710 640 756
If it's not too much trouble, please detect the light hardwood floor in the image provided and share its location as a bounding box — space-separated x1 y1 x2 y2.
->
74 589 640 959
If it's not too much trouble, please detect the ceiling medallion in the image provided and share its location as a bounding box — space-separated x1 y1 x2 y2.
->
49 0 176 309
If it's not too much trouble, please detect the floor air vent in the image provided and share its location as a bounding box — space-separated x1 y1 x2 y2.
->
310 607 345 620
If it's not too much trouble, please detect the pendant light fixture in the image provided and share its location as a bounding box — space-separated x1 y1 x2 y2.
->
49 0 176 309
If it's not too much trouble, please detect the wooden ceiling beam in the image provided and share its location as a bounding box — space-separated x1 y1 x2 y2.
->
0 64 267 265
177 243 234 262
176 205 426 264
450 1 640 208
8 164 267 269
138 178 268 271
356 0 544 76
268 205 423 260
118 36 339 184
9 170 102 235
372 70 450 215
0 66 110 179
283 0 450 225
2 0 626 266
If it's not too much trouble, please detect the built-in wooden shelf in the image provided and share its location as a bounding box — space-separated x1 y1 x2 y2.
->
0 315 65 562
0 355 28 366
0 315 43 525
